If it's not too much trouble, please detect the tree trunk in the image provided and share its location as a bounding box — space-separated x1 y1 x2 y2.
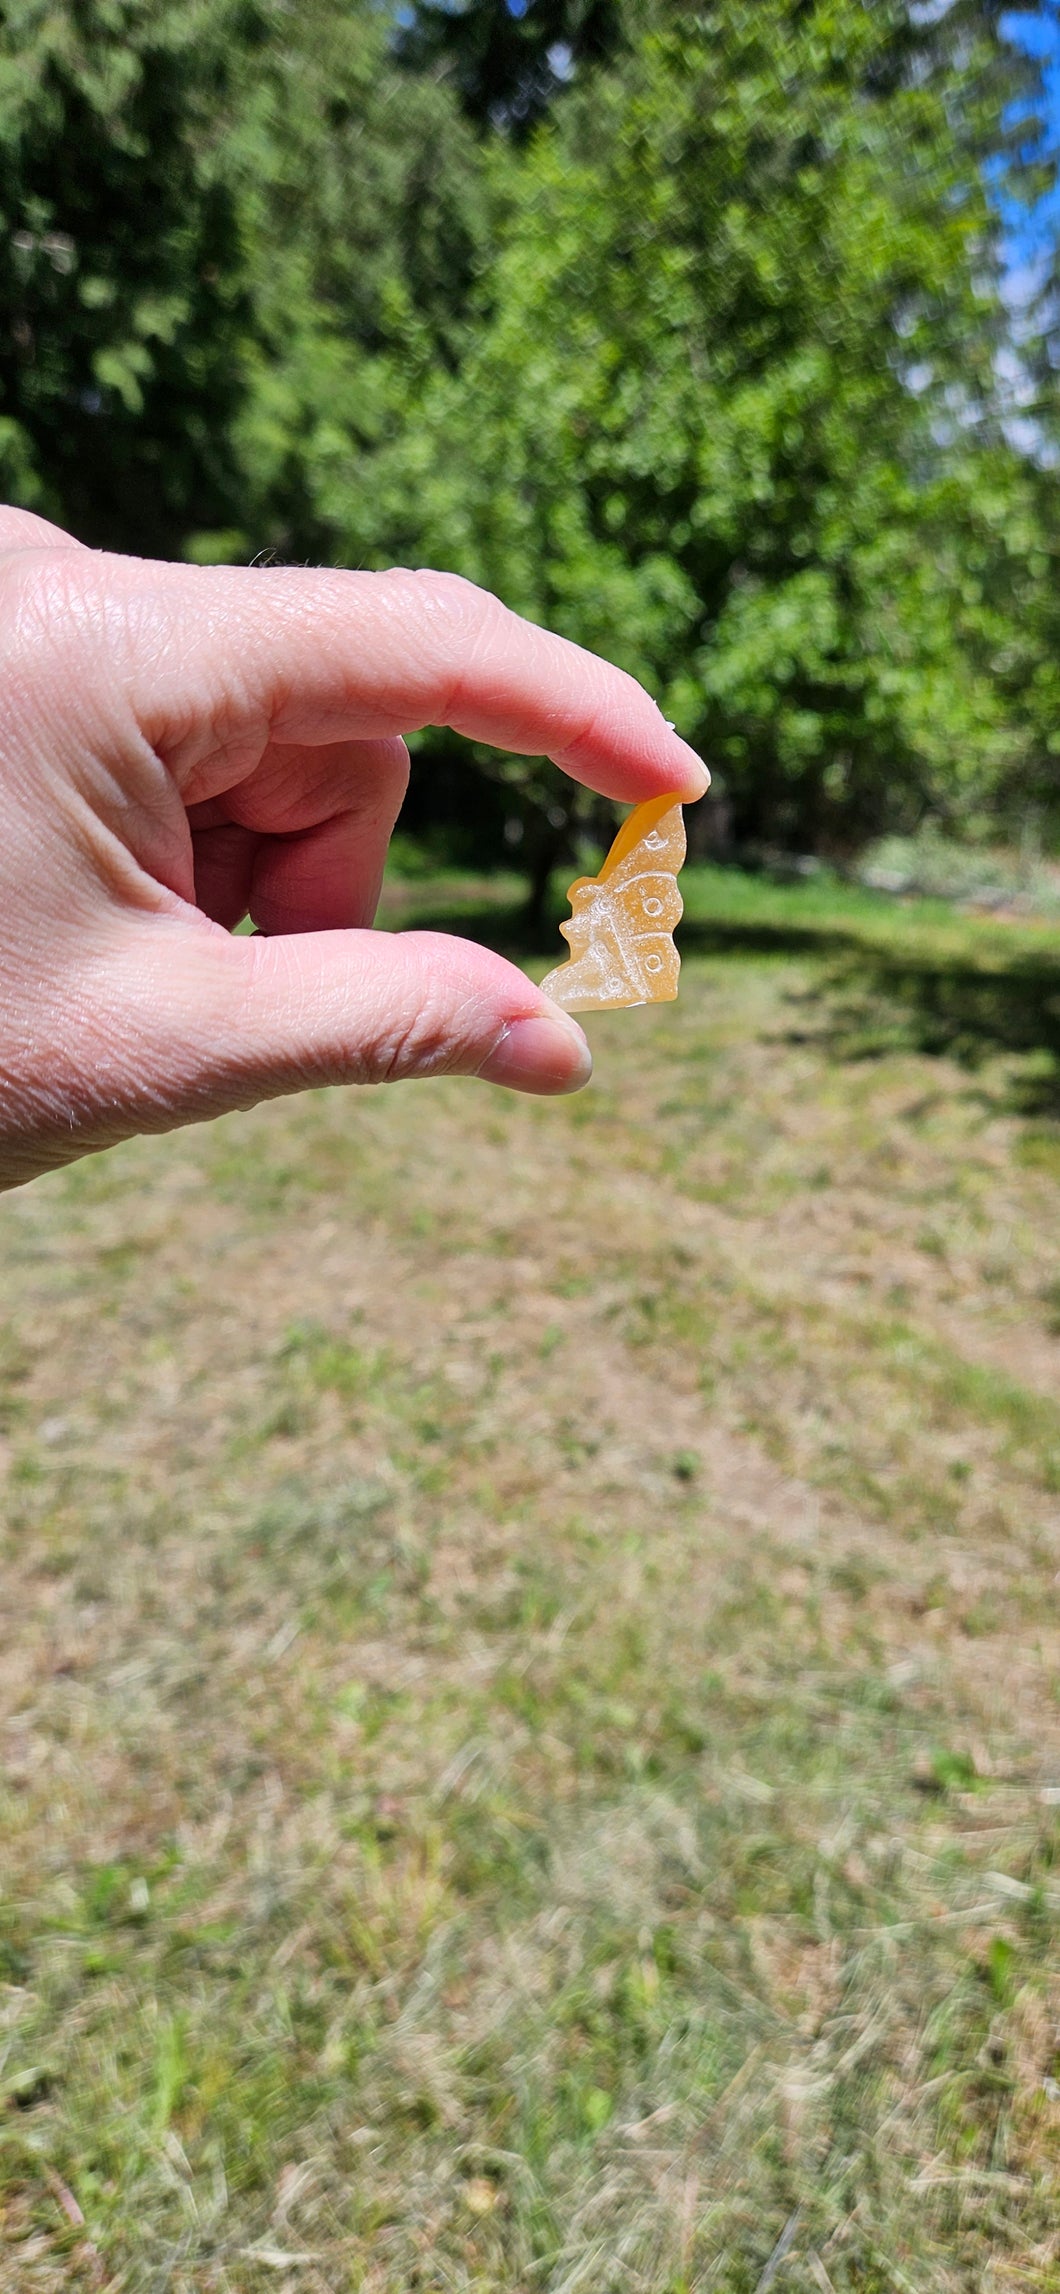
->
522 823 570 944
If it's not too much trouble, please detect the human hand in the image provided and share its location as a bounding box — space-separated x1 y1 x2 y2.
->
0 509 707 1191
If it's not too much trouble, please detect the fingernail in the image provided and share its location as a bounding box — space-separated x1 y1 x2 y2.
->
669 734 710 799
477 1010 593 1095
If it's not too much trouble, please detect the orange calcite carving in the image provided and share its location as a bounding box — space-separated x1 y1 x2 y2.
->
541 794 686 1014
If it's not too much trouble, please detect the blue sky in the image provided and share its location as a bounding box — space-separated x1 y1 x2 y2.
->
1001 7 1060 263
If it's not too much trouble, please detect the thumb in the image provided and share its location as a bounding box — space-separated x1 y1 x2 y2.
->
102 919 593 1135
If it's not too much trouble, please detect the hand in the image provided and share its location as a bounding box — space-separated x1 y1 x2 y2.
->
0 508 708 1191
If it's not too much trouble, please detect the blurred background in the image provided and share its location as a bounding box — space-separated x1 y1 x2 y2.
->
3 0 1060 889
2 5 1060 2290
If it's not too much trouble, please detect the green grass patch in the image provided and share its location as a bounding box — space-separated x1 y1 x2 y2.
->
1 872 1059 2288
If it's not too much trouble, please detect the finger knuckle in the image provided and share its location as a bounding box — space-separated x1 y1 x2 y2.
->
363 943 498 1085
367 989 456 1084
0 551 110 721
404 566 507 638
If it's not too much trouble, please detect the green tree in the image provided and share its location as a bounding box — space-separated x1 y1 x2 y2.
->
2 0 1053 866
0 0 489 567
365 0 1055 860
1011 113 1060 830
0 0 257 553
395 0 620 137
223 0 489 568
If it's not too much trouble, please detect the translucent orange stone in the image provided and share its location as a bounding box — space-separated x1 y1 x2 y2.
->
540 794 686 1014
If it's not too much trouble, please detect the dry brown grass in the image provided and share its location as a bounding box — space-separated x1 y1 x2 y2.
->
1 873 1058 2291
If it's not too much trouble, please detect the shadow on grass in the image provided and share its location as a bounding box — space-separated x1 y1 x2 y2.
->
389 886 1060 1120
692 909 1060 1119
814 947 1060 1118
384 891 850 963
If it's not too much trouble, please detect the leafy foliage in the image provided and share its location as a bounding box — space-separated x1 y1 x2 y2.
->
394 0 621 136
378 2 1055 851
0 0 255 552
217 0 490 567
0 0 1056 853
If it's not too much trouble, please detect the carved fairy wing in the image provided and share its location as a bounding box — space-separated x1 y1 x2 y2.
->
600 795 686 887
541 795 686 1014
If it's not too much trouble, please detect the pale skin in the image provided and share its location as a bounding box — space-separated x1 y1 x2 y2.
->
0 506 708 1193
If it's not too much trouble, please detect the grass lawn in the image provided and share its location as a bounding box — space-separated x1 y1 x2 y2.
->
1 866 1058 2292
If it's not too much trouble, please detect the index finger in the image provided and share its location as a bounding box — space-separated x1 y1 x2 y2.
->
112 561 709 805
